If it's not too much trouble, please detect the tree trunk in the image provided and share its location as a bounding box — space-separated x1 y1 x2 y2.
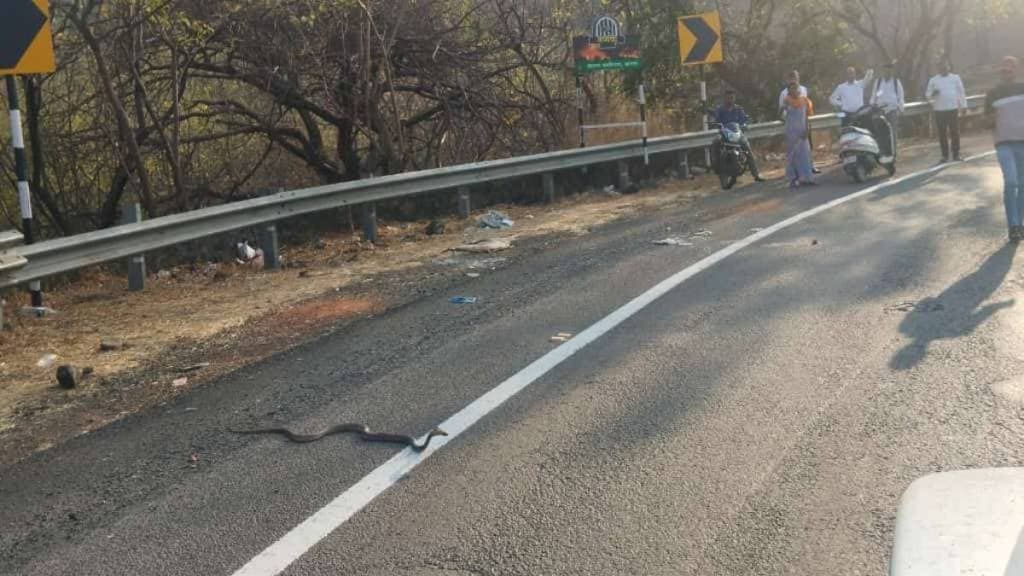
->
70 11 157 215
129 62 188 211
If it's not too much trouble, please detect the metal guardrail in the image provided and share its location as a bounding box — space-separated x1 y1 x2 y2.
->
0 230 25 274
0 96 985 289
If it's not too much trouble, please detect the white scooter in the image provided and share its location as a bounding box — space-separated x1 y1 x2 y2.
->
836 104 896 183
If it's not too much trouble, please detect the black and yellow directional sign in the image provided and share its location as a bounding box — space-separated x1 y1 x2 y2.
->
0 0 56 75
677 12 723 67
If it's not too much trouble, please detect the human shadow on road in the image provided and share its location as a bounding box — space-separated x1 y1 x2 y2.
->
891 244 1017 371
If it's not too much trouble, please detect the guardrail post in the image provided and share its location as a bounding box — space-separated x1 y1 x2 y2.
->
617 160 631 191
361 204 378 243
675 150 690 179
258 224 280 270
542 173 556 204
457 186 471 218
119 203 146 292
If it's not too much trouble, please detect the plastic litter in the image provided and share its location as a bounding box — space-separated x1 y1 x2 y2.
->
236 241 257 261
451 239 512 253
653 237 694 247
36 353 58 368
20 306 58 317
235 240 264 267
479 211 514 229
449 296 478 305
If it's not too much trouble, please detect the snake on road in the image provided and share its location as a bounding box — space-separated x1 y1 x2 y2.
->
230 423 448 451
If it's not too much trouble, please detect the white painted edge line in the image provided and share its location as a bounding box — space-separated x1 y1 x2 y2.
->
231 152 997 576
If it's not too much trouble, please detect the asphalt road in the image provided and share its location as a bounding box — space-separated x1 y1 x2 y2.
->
4 138 1024 576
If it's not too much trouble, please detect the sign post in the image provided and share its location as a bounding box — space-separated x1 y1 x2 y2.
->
677 11 724 171
573 16 648 166
1 0 56 313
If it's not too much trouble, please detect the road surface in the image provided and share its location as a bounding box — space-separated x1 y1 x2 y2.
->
4 139 1024 576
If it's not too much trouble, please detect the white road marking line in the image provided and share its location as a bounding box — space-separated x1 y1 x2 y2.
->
231 152 996 576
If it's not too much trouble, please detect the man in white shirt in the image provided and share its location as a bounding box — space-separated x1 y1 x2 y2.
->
872 63 905 113
871 62 906 159
926 59 968 162
830 66 874 123
871 62 905 121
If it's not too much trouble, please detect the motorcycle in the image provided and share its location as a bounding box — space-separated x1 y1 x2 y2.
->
710 121 752 190
836 104 897 183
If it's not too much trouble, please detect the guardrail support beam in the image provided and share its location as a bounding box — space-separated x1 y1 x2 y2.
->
617 160 631 191
457 187 471 218
119 203 146 292
542 173 556 204
676 150 691 179
361 204 378 243
258 224 280 270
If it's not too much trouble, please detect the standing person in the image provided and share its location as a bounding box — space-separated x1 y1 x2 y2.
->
778 70 820 174
986 56 1024 242
783 82 815 188
871 61 905 140
711 89 765 182
830 66 875 123
778 70 808 115
926 59 968 162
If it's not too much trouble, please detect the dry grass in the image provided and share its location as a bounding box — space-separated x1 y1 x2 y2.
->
0 174 725 462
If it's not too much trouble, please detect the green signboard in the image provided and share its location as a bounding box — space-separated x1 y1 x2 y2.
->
573 16 642 75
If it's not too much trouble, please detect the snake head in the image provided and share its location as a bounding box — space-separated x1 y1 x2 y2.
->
409 428 449 452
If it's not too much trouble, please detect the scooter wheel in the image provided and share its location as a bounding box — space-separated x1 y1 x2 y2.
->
852 163 867 183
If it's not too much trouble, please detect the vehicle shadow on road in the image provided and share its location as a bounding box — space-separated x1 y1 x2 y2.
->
891 243 1018 371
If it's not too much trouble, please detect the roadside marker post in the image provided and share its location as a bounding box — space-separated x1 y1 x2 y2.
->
678 11 724 172
2 0 56 313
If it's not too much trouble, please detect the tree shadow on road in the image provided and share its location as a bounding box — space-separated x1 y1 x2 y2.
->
891 243 1018 371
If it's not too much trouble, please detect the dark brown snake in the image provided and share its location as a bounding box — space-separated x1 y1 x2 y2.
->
230 423 448 451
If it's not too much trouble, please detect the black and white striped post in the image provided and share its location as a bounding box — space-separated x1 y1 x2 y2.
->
576 74 585 149
639 82 649 166
5 76 42 309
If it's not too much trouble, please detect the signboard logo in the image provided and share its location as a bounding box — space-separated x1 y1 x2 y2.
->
593 16 620 46
574 16 642 74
